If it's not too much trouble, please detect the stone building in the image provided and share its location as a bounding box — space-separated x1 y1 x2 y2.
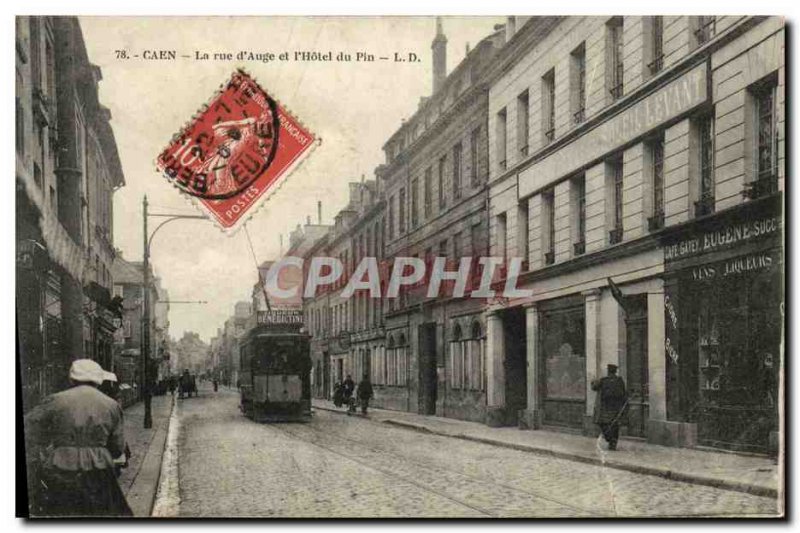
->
16 16 125 410
485 16 783 452
374 19 503 420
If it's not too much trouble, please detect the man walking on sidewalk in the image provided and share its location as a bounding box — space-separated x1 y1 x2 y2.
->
356 374 373 415
591 364 628 451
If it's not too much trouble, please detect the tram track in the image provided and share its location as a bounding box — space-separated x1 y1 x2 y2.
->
266 416 602 517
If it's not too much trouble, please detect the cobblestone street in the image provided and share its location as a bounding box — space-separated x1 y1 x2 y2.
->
166 386 778 518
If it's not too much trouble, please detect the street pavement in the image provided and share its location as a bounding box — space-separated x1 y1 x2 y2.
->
160 384 779 518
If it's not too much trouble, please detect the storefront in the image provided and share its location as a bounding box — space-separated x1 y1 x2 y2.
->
538 295 586 430
661 195 783 453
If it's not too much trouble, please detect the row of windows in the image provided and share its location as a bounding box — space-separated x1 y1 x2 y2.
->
495 16 718 174
497 77 780 267
387 126 482 241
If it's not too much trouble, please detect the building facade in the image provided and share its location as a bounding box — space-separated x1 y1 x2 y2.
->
375 20 502 421
16 16 125 411
484 16 783 452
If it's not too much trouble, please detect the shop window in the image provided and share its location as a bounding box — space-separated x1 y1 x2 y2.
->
496 108 507 171
606 17 624 101
517 89 530 156
541 68 556 144
449 324 464 389
539 304 586 428
570 42 587 124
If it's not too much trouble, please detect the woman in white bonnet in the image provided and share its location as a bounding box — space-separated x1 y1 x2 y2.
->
24 359 132 517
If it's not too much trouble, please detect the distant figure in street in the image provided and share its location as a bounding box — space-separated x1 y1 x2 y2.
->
591 364 628 451
213 377 219 392
332 381 344 407
167 375 176 396
356 374 373 415
24 359 132 517
342 375 355 401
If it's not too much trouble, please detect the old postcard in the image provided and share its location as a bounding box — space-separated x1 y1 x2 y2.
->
15 14 784 518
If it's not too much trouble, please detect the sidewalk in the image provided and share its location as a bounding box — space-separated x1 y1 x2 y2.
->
118 394 175 517
313 399 780 499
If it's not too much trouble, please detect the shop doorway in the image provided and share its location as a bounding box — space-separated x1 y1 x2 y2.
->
502 308 527 424
323 351 330 399
624 296 649 438
418 323 437 415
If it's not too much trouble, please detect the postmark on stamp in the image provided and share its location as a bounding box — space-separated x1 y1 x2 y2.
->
156 69 317 232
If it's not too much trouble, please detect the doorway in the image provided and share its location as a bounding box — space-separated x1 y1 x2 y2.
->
502 308 527 424
418 323 437 415
625 295 649 437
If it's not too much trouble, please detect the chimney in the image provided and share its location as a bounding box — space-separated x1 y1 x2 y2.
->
317 201 322 224
431 16 447 94
506 16 517 41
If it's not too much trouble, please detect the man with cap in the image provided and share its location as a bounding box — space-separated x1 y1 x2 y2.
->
591 364 628 451
24 359 132 516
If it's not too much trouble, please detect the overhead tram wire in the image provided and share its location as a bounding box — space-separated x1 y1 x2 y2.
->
243 224 272 313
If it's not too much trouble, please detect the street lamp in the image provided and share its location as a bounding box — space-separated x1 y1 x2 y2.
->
142 195 207 428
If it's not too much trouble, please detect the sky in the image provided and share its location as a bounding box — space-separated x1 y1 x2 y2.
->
79 16 506 342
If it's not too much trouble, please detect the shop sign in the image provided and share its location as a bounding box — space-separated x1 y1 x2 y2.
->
664 295 679 365
256 309 304 325
664 216 781 263
690 252 778 282
520 63 707 197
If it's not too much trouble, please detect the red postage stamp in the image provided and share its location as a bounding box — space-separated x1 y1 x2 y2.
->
156 69 316 231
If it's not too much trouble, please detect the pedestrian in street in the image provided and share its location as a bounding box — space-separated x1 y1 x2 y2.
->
342 374 355 413
356 373 373 415
591 364 628 451
213 377 219 392
332 381 344 407
24 359 133 517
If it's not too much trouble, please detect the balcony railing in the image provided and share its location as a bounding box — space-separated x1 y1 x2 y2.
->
499 159 507 171
694 195 715 218
647 55 664 75
647 211 665 232
742 176 779 200
694 17 716 45
573 241 585 256
573 108 586 125
544 127 555 144
520 144 529 157
609 227 623 245
609 83 624 100
544 251 555 265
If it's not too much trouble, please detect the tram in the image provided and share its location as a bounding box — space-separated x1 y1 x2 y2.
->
239 309 312 422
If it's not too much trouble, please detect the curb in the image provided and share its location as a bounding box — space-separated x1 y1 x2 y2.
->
314 404 777 499
127 395 176 517
151 395 181 517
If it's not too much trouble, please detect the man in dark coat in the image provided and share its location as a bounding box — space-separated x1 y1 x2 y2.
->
356 374 374 415
342 375 355 401
591 364 628 451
